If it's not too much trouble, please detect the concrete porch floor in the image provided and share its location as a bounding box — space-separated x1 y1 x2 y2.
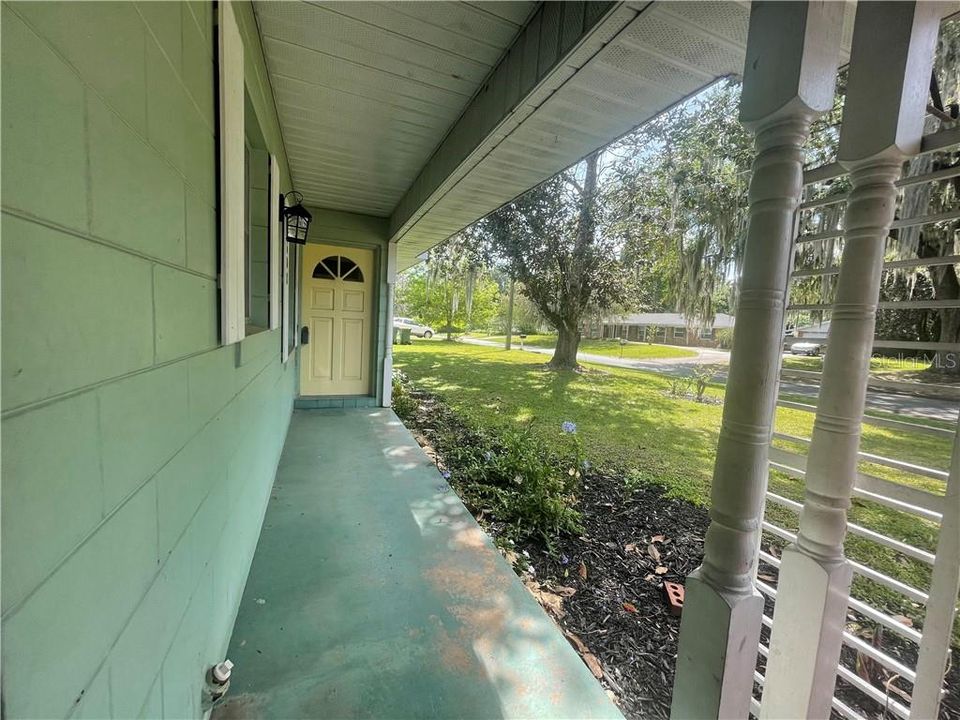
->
216 409 622 719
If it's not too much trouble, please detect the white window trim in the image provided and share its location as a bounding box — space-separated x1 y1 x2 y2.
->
269 154 281 331
219 2 245 345
673 326 686 338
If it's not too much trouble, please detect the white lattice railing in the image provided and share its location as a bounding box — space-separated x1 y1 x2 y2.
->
752 126 960 719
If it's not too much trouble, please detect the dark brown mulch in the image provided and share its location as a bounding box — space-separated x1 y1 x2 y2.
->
517 474 708 720
396 382 959 720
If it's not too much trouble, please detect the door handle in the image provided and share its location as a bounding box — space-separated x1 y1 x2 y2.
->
300 326 309 345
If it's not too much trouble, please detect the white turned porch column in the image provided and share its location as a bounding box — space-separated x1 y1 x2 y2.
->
669 4 842 719
761 4 941 719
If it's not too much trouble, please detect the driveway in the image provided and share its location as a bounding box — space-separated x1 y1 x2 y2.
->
460 337 958 424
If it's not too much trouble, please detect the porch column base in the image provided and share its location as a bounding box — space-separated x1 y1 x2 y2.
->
760 547 853 719
670 570 764 720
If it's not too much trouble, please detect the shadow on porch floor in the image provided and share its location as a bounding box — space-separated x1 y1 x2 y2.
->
215 409 622 719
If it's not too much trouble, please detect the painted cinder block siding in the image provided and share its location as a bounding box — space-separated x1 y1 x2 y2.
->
1 3 294 718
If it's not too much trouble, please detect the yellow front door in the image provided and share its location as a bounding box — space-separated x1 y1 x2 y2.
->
299 244 373 396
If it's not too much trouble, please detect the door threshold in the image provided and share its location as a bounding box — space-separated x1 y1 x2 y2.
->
295 395 379 410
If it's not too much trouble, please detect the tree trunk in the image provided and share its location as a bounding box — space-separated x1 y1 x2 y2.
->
919 230 960 373
930 262 960 374
545 149 595 371
505 277 515 351
549 323 581 370
446 297 454 342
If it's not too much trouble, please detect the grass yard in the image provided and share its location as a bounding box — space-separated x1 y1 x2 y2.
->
393 341 955 643
474 334 699 360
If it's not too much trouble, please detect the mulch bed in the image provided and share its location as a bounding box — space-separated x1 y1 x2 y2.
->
396 381 959 720
519 475 708 719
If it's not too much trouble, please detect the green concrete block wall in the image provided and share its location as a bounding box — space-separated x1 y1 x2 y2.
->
1 3 296 717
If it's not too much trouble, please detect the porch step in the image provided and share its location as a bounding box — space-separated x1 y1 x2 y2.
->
294 395 378 409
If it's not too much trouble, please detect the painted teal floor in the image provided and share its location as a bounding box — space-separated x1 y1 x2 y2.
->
216 409 622 720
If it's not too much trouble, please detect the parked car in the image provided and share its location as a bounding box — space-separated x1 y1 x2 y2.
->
394 317 435 338
790 341 823 356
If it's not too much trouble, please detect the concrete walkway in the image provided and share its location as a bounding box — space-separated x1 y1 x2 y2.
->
460 337 958 423
217 409 621 720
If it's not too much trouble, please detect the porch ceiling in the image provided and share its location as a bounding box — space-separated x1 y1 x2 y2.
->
253 1 537 216
254 2 863 271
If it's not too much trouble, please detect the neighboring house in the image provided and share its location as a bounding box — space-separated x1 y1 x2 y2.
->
1 3 956 720
597 312 735 348
792 319 832 339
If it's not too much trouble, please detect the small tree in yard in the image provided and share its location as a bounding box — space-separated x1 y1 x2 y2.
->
691 364 718 403
479 150 642 370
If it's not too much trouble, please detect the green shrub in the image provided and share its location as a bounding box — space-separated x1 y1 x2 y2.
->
691 364 719 403
391 370 417 419
624 468 647 495
669 376 692 397
437 421 584 545
714 327 734 349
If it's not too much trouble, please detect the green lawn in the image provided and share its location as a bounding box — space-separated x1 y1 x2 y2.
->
394 341 954 641
475 334 699 360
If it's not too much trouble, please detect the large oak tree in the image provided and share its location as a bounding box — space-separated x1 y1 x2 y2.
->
479 150 642 370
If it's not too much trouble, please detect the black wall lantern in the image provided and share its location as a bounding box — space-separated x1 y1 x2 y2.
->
281 191 312 245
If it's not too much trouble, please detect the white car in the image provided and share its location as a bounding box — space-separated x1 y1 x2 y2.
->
790 341 823 356
394 317 434 338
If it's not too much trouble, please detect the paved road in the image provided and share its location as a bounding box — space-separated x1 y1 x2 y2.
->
460 337 958 424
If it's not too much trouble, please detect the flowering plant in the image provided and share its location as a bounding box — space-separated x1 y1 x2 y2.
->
561 420 587 484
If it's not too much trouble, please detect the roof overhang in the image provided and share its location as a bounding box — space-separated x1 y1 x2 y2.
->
255 2 871 271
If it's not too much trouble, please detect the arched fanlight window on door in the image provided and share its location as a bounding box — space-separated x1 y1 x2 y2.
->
312 256 364 282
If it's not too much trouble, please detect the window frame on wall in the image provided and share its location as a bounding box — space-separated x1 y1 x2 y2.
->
277 205 300 363
244 143 252 323
673 326 686 339
269 154 281 331
218 2 282 347
218 0 245 345
242 93 271 335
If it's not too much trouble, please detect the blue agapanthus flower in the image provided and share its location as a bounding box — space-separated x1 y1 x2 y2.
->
441 470 451 480
581 459 591 472
484 450 494 462
561 421 577 434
